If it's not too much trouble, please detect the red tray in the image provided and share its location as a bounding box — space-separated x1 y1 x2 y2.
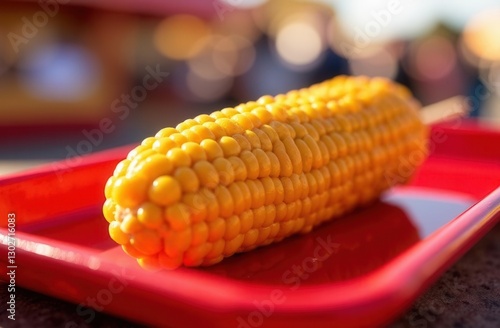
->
1 120 499 328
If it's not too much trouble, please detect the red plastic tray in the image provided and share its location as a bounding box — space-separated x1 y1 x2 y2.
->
1 120 499 327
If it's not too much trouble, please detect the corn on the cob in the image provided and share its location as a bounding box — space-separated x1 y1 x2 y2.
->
103 75 427 270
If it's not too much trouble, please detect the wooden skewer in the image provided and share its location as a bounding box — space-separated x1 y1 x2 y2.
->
419 96 470 125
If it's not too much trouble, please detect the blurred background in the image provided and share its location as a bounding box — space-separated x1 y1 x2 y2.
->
1 0 500 174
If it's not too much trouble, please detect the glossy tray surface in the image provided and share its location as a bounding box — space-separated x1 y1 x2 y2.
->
1 121 499 328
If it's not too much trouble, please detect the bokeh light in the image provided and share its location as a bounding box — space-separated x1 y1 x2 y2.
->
462 9 500 62
348 46 398 79
406 36 457 81
154 15 211 60
275 20 323 69
19 43 100 101
186 69 233 102
220 0 268 9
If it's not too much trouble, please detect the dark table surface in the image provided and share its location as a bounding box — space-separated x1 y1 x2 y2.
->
1 223 499 328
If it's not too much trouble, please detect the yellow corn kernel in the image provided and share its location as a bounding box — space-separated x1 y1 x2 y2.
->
181 142 207 162
240 150 259 180
193 160 219 188
131 229 163 255
200 139 224 161
174 167 199 193
149 176 181 207
213 157 235 186
137 202 163 229
152 138 177 154
219 136 241 157
109 221 129 245
208 218 225 242
103 199 116 223
112 174 149 208
167 148 192 168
